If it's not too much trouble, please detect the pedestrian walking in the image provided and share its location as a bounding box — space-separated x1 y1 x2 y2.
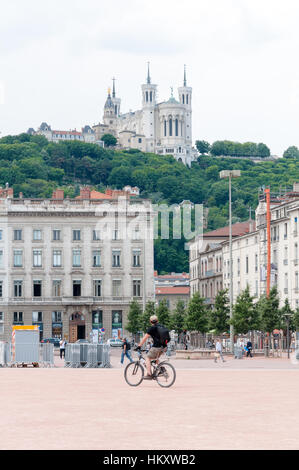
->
120 337 133 365
246 340 253 358
214 338 225 363
59 338 66 359
182 329 188 350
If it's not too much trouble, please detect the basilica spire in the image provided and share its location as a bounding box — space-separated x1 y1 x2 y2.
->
147 62 151 84
184 64 187 87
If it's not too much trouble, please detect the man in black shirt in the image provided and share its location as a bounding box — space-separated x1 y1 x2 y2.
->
137 315 165 380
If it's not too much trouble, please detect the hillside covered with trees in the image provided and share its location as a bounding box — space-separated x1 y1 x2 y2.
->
1 133 299 272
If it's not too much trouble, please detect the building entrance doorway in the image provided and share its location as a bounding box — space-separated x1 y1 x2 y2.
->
69 312 85 343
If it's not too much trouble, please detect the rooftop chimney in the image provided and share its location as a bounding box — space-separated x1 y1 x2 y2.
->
52 189 64 200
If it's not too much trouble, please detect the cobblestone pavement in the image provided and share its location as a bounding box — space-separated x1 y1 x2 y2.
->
1 349 299 450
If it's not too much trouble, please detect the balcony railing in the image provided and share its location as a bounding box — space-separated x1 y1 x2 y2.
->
5 296 135 305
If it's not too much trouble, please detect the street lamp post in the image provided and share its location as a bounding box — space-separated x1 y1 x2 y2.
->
219 170 241 354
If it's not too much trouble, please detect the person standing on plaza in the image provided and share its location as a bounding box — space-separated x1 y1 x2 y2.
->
214 338 225 363
246 340 253 358
120 337 133 365
182 329 188 350
59 338 66 359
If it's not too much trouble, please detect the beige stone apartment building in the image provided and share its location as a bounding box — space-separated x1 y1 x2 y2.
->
0 186 154 343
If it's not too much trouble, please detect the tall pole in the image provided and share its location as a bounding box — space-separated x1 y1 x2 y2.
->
229 174 234 353
265 188 271 297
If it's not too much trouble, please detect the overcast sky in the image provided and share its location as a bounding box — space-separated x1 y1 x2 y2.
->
1 0 299 156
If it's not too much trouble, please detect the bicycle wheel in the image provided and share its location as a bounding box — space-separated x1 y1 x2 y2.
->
124 361 144 386
155 362 176 388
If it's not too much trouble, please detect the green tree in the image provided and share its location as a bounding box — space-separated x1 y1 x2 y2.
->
293 308 299 330
256 287 281 348
156 299 171 328
280 298 295 331
171 300 186 334
231 286 259 334
185 292 209 333
209 289 230 334
195 140 210 155
257 143 270 158
140 301 156 333
126 300 142 340
283 146 299 159
101 134 117 147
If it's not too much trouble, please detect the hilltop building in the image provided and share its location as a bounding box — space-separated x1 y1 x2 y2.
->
93 65 198 166
27 123 104 146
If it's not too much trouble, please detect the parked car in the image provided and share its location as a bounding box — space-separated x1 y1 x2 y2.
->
41 338 60 347
107 338 123 347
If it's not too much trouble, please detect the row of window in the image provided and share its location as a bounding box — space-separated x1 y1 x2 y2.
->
6 228 141 242
0 310 114 335
163 118 182 137
10 249 142 269
1 279 142 298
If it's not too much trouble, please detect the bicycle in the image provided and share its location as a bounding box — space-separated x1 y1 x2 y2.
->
124 348 176 388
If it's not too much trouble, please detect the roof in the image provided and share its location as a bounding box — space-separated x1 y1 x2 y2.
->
203 221 256 238
156 286 190 295
90 190 111 200
154 272 189 280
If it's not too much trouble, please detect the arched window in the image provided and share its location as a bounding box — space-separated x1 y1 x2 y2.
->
182 94 185 104
145 91 148 102
186 94 189 104
175 119 178 136
150 91 152 102
164 120 167 136
115 105 117 115
169 118 172 136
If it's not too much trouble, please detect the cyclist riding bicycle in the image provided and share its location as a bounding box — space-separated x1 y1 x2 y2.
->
137 315 168 380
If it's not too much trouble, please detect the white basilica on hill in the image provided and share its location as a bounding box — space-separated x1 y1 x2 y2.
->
92 65 197 166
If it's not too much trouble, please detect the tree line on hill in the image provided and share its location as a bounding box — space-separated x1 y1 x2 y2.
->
196 139 299 160
1 133 299 272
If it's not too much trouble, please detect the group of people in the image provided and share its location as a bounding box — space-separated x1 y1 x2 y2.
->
207 338 253 362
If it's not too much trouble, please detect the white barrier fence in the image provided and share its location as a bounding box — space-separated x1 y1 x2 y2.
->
64 343 111 368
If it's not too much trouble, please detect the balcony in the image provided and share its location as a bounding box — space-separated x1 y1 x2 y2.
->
204 270 216 278
6 296 134 305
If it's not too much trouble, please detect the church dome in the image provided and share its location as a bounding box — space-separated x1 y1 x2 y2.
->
165 96 180 105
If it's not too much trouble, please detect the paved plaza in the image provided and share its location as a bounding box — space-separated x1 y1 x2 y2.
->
1 351 299 450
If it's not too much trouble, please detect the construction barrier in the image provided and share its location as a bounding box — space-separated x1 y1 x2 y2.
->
65 343 111 368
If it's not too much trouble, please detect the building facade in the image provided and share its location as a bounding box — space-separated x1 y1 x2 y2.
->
28 123 104 146
0 187 154 343
92 66 198 165
189 183 299 311
189 221 254 308
154 272 190 310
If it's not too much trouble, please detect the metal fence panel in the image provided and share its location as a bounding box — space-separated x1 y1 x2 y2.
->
39 343 54 367
234 346 243 359
64 343 110 368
